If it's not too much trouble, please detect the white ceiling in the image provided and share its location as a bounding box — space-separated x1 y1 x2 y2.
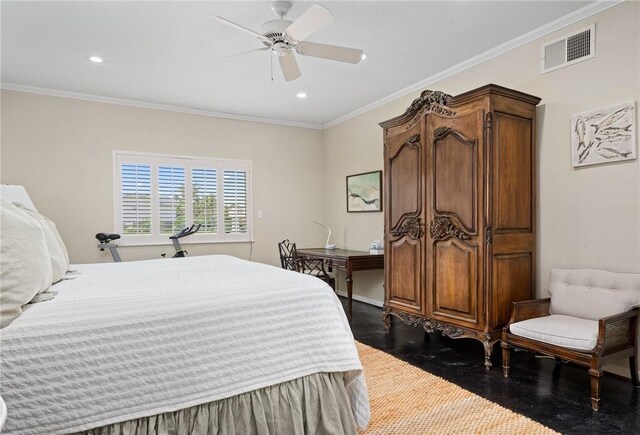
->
2 1 594 128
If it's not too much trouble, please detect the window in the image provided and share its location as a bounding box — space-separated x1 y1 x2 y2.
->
114 151 251 244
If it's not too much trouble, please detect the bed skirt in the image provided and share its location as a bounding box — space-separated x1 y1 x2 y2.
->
74 372 357 435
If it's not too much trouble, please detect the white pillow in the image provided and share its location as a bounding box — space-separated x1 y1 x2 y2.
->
0 199 53 328
14 204 69 283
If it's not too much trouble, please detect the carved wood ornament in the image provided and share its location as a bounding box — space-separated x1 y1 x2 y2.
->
433 127 451 142
429 216 471 241
405 90 453 116
423 319 465 338
485 226 493 245
404 90 456 130
391 217 424 240
381 306 498 368
389 133 421 163
406 134 420 146
382 307 465 338
485 112 493 130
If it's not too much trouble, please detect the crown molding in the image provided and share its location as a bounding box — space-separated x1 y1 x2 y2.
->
323 0 624 129
0 83 323 130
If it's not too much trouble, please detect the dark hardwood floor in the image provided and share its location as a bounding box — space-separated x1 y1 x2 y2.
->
344 298 640 434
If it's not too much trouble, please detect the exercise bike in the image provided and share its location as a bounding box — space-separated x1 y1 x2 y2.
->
163 224 201 258
96 224 201 262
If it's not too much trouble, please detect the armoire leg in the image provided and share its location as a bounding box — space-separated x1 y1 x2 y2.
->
483 339 493 370
381 306 392 332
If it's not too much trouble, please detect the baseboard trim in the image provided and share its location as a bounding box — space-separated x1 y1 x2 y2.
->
603 364 634 380
335 290 384 308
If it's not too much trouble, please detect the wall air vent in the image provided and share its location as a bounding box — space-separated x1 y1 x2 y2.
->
541 25 595 74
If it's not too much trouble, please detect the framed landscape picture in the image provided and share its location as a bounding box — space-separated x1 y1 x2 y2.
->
346 170 382 212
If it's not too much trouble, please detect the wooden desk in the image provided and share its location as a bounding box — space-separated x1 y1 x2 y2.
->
296 248 384 321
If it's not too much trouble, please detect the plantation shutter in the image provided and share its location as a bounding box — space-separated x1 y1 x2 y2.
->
223 170 248 234
115 152 251 243
120 164 152 235
158 166 186 235
192 168 217 233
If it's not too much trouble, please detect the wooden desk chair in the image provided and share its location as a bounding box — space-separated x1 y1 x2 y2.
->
277 240 335 289
501 268 640 411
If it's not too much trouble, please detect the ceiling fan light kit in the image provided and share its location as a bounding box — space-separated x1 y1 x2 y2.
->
208 1 364 82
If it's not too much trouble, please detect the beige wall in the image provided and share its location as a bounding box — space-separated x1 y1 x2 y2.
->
323 1 640 309
0 91 328 265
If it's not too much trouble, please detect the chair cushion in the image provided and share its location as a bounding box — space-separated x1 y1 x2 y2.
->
548 268 640 320
509 314 598 351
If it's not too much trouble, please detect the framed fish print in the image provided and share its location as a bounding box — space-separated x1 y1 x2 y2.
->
571 101 636 167
346 170 382 212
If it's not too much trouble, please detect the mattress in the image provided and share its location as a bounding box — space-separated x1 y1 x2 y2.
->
0 255 369 434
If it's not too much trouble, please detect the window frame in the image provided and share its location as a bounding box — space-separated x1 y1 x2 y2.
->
113 150 253 246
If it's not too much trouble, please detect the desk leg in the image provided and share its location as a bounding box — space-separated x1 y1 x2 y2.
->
346 274 353 321
346 263 353 321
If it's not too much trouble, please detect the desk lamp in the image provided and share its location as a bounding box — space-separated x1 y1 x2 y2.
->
312 221 336 250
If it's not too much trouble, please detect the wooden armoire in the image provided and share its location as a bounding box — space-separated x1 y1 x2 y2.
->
380 84 541 368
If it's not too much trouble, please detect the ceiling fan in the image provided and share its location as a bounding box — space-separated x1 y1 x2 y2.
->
207 1 364 82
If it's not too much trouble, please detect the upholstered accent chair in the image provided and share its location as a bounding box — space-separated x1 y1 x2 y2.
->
277 240 335 289
502 268 640 411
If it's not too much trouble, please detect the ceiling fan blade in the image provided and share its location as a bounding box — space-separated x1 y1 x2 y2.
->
206 14 271 44
278 52 301 82
296 41 363 64
212 47 269 63
283 4 333 43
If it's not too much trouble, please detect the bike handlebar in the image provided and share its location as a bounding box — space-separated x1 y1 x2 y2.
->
170 224 201 239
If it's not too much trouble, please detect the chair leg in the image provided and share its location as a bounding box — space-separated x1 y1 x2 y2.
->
501 341 511 377
588 368 602 411
630 355 639 386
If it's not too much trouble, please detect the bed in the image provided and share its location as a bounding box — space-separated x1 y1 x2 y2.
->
0 254 370 434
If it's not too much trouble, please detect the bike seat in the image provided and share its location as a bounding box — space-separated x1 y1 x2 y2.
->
95 233 121 243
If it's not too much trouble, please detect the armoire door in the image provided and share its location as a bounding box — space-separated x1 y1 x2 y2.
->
383 127 425 314
426 109 485 328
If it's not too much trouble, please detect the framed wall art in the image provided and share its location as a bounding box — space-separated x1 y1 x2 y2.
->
346 170 382 212
571 101 636 167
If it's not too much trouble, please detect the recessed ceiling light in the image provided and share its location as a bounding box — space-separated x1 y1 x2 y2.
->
296 92 307 99
361 53 367 60
88 56 104 63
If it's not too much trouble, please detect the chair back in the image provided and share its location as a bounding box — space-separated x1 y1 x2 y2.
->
548 268 640 320
278 239 299 271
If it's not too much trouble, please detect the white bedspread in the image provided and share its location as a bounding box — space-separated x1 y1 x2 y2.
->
0 255 370 434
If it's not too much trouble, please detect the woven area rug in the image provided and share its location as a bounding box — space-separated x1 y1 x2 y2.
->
356 342 557 434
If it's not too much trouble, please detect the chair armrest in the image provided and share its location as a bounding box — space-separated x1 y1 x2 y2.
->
506 298 551 327
597 308 638 355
